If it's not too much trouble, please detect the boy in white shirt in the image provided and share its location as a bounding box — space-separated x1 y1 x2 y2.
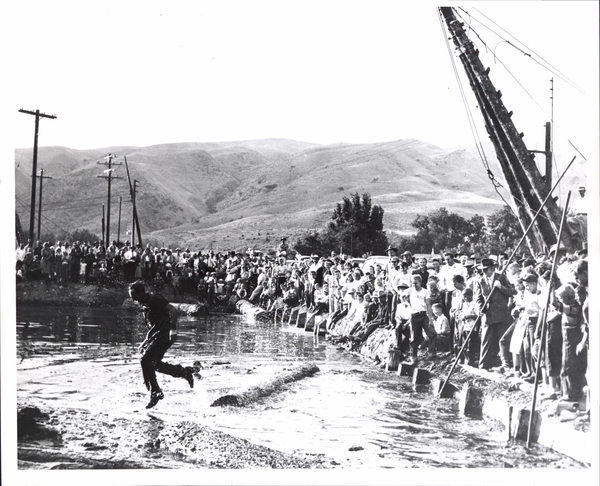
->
430 303 451 355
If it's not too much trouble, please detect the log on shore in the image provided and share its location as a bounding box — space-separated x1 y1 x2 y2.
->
210 363 320 407
171 302 209 316
235 299 270 321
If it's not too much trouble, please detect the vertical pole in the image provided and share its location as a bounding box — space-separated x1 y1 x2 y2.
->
545 122 552 193
19 108 56 242
102 204 106 246
132 180 137 247
117 196 122 243
29 111 40 241
106 156 113 248
37 169 44 240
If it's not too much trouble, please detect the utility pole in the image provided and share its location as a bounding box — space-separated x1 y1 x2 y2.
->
102 204 106 246
36 169 52 240
132 180 139 247
19 108 57 242
117 196 122 243
124 156 143 247
529 122 552 193
97 154 122 248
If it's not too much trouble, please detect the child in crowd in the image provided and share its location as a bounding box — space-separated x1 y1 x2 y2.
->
429 302 450 355
79 261 87 284
456 288 480 366
394 290 412 355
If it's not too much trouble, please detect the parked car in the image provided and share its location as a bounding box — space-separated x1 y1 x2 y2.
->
351 257 366 267
360 255 389 273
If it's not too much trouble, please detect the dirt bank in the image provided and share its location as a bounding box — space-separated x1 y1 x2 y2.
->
15 280 215 309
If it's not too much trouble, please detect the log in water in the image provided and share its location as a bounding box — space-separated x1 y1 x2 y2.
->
210 362 320 407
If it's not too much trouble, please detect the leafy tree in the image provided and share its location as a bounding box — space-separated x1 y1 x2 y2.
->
294 231 327 257
394 208 488 256
70 228 101 245
485 205 523 255
294 192 389 257
409 207 472 253
326 193 388 257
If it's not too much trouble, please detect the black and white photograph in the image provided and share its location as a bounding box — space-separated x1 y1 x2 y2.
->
2 1 598 485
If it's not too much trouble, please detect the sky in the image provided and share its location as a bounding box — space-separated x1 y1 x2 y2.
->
3 1 598 167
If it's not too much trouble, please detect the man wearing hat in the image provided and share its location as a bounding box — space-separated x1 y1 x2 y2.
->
474 257 516 370
385 245 399 258
277 237 290 256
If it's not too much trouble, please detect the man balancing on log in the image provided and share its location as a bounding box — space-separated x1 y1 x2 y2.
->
129 280 196 408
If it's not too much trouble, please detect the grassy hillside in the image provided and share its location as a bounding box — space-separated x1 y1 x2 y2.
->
15 137 577 250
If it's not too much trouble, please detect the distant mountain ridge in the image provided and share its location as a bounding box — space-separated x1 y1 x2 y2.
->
15 137 583 250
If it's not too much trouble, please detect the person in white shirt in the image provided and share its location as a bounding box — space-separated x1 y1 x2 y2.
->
438 252 468 292
430 303 451 355
406 274 434 366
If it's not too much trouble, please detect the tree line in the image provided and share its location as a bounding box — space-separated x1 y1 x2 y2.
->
294 192 523 258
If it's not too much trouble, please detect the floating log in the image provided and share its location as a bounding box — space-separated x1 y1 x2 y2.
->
210 362 320 407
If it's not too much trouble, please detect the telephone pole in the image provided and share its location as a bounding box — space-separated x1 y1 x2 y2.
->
19 108 57 242
131 180 139 247
124 156 143 247
117 196 122 243
97 154 122 248
36 169 53 240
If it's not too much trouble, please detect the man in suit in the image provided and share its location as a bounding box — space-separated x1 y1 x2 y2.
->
475 258 515 370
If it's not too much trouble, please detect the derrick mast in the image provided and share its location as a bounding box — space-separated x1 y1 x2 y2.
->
440 7 574 254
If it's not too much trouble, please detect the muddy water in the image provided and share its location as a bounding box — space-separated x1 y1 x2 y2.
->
16 305 585 468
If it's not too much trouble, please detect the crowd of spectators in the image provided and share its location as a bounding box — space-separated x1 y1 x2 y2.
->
16 235 589 403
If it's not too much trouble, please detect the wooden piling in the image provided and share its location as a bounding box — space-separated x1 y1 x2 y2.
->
412 368 430 385
385 349 402 372
431 378 458 398
397 362 414 377
513 408 541 442
458 384 485 418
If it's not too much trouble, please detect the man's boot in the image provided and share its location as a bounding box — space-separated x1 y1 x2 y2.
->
146 389 164 409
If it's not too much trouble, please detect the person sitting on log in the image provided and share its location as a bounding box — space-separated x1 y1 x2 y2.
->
282 280 301 308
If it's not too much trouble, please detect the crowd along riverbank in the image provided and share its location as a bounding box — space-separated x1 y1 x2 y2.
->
13 280 593 466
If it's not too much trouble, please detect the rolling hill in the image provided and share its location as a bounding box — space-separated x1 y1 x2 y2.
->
15 137 584 251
